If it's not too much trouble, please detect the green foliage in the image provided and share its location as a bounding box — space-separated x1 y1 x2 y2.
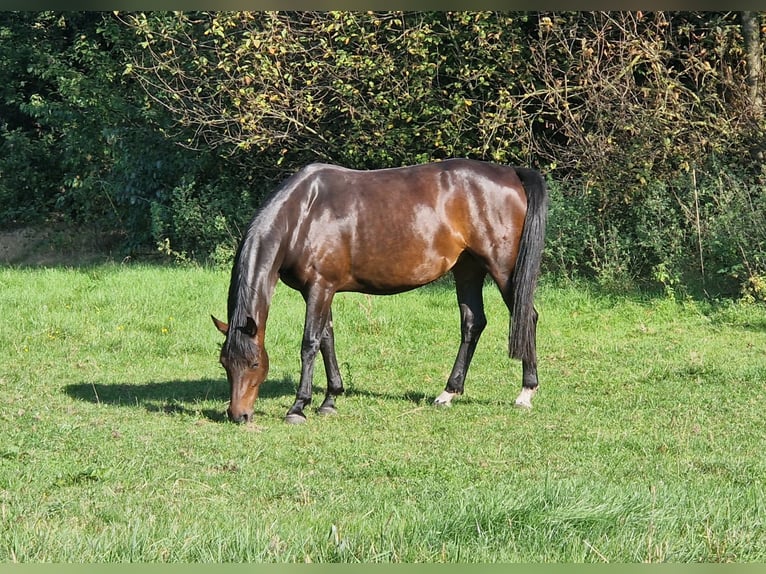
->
741 274 766 303
0 12 243 261
546 160 766 298
527 12 766 295
2 11 766 294
123 11 535 171
700 165 766 297
122 10 766 294
0 13 124 224
0 129 60 222
150 176 254 266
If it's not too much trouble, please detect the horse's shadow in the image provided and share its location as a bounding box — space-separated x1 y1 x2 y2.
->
63 377 490 423
63 377 298 422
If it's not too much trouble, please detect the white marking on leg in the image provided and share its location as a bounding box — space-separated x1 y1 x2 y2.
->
514 387 536 409
433 390 458 407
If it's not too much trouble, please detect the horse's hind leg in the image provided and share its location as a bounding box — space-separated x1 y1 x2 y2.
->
488 266 539 409
434 255 487 407
514 307 538 408
317 308 344 416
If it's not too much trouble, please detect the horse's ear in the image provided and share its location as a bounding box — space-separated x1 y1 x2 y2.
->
211 315 229 335
240 316 258 337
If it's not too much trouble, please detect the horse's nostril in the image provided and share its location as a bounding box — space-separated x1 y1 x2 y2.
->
227 408 253 424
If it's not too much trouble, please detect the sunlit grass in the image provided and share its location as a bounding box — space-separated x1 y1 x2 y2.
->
1 264 765 562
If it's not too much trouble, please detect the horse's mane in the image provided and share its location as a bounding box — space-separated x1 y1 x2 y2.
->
224 165 328 357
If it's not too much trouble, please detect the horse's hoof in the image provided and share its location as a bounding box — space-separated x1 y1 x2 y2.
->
433 390 457 407
284 413 308 424
433 399 452 408
514 388 536 409
317 405 338 416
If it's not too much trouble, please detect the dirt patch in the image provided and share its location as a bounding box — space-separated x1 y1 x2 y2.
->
0 224 128 267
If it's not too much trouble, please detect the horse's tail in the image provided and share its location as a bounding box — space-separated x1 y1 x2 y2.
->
509 167 548 363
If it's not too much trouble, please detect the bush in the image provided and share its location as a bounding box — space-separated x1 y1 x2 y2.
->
149 175 260 266
700 165 766 298
0 129 60 223
3 11 766 299
546 156 766 299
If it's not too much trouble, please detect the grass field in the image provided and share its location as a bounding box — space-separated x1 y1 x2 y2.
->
1 263 766 562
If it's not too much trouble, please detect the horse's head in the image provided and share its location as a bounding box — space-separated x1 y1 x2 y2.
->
212 315 269 423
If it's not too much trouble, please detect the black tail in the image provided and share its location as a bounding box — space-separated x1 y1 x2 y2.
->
509 167 548 363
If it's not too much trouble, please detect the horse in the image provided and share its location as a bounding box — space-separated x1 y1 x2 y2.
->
212 158 548 424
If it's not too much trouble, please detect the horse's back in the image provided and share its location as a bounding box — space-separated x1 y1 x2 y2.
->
296 158 524 199
279 160 531 294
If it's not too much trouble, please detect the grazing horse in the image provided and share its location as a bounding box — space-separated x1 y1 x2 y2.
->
212 159 548 424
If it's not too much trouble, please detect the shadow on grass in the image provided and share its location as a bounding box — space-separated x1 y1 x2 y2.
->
344 386 495 407
63 376 494 423
63 377 298 423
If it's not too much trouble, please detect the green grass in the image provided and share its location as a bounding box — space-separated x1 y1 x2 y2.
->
1 264 766 562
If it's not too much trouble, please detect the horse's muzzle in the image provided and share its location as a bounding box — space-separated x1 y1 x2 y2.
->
227 407 253 424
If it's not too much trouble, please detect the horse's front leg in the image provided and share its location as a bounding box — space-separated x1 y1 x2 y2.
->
317 308 344 416
285 287 334 424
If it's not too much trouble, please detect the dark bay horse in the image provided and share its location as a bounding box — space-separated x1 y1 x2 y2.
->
212 159 548 424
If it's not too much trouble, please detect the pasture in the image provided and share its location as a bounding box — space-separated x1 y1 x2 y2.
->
1 264 765 562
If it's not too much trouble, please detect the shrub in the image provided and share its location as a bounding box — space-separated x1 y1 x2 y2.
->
149 176 259 266
0 129 60 223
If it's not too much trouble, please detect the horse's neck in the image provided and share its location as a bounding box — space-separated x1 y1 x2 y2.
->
230 226 282 331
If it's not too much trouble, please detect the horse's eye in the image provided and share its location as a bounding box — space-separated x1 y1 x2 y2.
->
250 361 260 370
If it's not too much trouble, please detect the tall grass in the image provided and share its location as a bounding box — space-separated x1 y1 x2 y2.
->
1 264 765 562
